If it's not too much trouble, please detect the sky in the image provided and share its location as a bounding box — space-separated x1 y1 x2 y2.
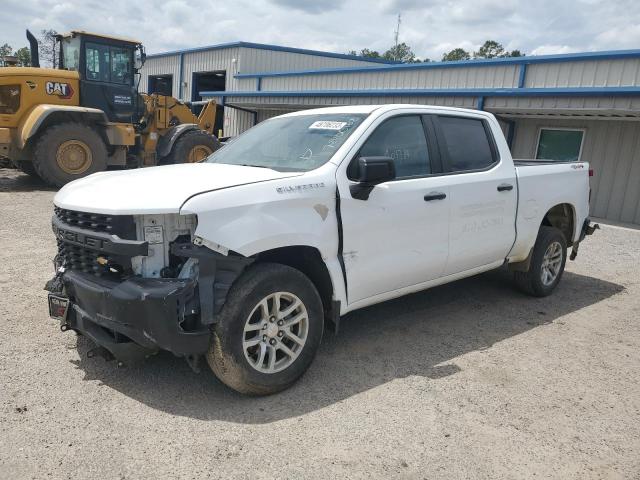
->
2 0 640 60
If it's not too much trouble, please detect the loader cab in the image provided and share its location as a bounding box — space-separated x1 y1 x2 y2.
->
58 31 143 123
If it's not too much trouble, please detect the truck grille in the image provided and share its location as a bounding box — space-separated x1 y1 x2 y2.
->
56 240 116 276
54 207 137 240
54 207 137 278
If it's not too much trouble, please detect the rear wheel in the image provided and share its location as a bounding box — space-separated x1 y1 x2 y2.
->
162 130 221 164
207 263 324 395
33 123 107 187
514 226 567 297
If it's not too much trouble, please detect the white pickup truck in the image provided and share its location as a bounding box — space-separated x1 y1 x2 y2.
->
46 105 597 395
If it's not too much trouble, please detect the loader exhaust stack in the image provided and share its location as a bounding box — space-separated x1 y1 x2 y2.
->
26 29 40 68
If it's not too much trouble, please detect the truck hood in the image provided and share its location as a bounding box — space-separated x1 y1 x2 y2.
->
54 163 301 214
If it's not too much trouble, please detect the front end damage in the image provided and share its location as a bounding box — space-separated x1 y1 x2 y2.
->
45 207 251 368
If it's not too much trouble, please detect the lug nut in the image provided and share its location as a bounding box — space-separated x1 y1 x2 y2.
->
277 331 284 337
262 323 268 330
269 316 276 323
269 338 277 346
277 320 283 326
262 335 267 342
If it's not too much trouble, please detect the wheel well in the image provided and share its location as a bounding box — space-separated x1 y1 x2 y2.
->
254 246 334 318
26 111 109 150
541 203 575 245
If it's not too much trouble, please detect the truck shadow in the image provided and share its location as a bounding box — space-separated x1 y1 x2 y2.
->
0 168 55 193
71 269 624 423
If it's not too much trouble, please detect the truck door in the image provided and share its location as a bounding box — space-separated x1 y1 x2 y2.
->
432 114 517 276
338 114 450 305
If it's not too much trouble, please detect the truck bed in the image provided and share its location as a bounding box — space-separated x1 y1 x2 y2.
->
508 159 591 262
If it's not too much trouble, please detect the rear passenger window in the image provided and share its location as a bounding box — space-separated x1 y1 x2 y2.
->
356 115 430 178
438 116 495 172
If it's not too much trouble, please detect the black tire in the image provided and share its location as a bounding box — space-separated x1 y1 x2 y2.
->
33 123 107 188
514 226 567 297
162 130 221 165
207 263 324 395
15 161 41 179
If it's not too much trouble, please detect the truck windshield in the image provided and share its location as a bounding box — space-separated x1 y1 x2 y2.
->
207 113 367 171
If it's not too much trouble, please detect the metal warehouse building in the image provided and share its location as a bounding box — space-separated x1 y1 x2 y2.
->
141 43 640 225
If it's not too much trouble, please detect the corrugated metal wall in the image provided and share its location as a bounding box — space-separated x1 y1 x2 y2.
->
140 46 386 137
139 54 181 97
487 95 640 114
260 65 520 91
511 118 640 223
141 46 386 99
239 48 383 74
525 58 640 88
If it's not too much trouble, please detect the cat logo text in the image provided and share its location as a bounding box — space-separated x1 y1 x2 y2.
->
45 82 74 99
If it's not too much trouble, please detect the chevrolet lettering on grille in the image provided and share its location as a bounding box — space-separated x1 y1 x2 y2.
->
54 225 112 250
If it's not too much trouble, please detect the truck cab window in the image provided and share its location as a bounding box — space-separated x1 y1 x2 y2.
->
355 115 430 179
438 116 495 172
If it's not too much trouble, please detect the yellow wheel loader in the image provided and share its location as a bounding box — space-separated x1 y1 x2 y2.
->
0 30 221 187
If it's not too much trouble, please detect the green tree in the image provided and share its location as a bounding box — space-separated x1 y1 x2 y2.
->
0 43 12 57
15 46 31 66
383 42 417 62
505 49 524 58
474 40 524 59
474 40 505 59
351 43 428 63
360 48 381 59
442 48 471 62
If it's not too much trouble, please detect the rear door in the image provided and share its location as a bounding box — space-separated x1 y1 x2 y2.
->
433 114 517 275
338 113 450 304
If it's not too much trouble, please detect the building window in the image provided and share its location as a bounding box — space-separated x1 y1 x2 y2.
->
536 128 585 161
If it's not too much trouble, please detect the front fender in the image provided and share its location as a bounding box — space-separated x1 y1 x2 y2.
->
156 124 198 158
180 176 337 259
18 105 109 148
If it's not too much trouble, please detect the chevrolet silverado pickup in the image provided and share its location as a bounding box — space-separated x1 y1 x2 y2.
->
46 105 597 395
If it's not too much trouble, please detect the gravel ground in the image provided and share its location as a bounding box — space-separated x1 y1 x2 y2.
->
1 168 639 479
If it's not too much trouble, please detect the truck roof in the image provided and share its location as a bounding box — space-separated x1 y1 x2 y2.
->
281 104 493 118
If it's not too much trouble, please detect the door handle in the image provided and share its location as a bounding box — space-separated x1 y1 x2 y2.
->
424 192 446 201
497 183 514 192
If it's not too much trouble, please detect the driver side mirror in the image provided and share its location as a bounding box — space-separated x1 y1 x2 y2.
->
350 156 396 200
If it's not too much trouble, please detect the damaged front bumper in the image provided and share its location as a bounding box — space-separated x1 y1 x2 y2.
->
46 269 210 364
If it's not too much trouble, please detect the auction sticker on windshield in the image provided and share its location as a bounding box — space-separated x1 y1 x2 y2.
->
309 121 348 130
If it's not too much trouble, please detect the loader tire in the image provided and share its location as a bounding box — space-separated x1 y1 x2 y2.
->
162 130 221 165
33 123 107 188
15 161 41 179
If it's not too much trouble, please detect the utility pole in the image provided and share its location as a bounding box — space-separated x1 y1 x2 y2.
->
393 13 401 61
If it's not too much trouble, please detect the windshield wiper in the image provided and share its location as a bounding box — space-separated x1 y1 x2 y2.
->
236 163 274 170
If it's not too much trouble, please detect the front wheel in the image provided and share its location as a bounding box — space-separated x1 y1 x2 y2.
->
207 263 324 395
513 226 567 297
32 123 107 187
